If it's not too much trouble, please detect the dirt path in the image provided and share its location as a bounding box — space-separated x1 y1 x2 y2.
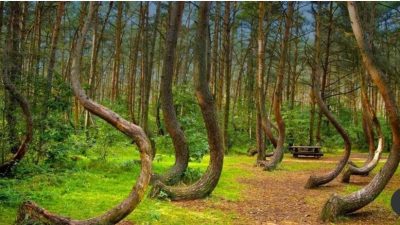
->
175 154 399 225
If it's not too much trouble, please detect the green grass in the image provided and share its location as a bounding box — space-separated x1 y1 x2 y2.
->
0 147 398 224
343 183 394 212
0 145 251 225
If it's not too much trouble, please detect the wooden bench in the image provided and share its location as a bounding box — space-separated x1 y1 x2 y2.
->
288 146 323 158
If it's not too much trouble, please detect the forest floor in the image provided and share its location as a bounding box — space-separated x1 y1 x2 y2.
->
176 153 399 225
0 145 399 225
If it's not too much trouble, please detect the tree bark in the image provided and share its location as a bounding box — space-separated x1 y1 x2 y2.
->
15 3 152 224
0 2 33 175
264 2 293 171
256 2 266 162
223 2 231 153
37 2 64 158
138 3 149 129
262 13 280 148
309 73 316 146
216 3 224 111
4 3 22 155
305 2 351 189
127 3 142 125
210 2 220 96
111 2 123 102
289 4 300 110
320 2 400 221
316 1 334 145
141 2 160 133
86 2 113 128
150 2 188 186
150 2 224 201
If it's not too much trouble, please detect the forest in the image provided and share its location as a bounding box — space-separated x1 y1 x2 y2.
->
0 1 400 224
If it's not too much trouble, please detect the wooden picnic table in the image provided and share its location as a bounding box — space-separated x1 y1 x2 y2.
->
288 145 323 158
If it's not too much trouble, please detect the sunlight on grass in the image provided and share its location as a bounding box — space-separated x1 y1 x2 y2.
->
0 147 249 225
1 147 399 225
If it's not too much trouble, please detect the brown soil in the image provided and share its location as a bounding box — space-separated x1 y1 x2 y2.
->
174 154 399 225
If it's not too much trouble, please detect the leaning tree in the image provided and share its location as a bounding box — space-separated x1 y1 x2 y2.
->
341 2 384 183
304 2 352 189
15 3 152 224
263 2 293 171
0 2 33 175
320 2 400 221
150 2 225 201
151 2 189 185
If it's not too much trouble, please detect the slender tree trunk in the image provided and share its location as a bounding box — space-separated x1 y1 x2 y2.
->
232 38 252 118
216 3 224 111
32 2 43 110
286 38 292 104
222 2 231 153
150 2 188 186
361 71 377 163
138 3 160 158
111 2 123 102
151 2 224 200
256 2 266 162
210 2 220 96
262 15 280 148
0 1 4 165
246 50 255 140
4 3 24 154
86 2 113 128
37 2 64 159
264 2 293 171
309 75 316 146
0 2 33 175
290 5 300 110
85 7 99 130
142 2 161 158
305 2 351 189
16 4 152 224
0 2 3 46
139 3 149 130
128 4 143 124
316 2 334 144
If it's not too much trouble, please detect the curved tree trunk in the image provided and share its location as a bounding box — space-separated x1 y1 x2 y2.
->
261 118 278 148
150 2 224 201
342 71 383 183
264 2 293 171
320 2 400 221
304 2 351 188
341 138 383 183
151 2 188 185
15 3 152 225
0 2 33 175
262 14 281 149
256 2 277 159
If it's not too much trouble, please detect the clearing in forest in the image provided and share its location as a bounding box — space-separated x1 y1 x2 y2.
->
1 152 398 225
